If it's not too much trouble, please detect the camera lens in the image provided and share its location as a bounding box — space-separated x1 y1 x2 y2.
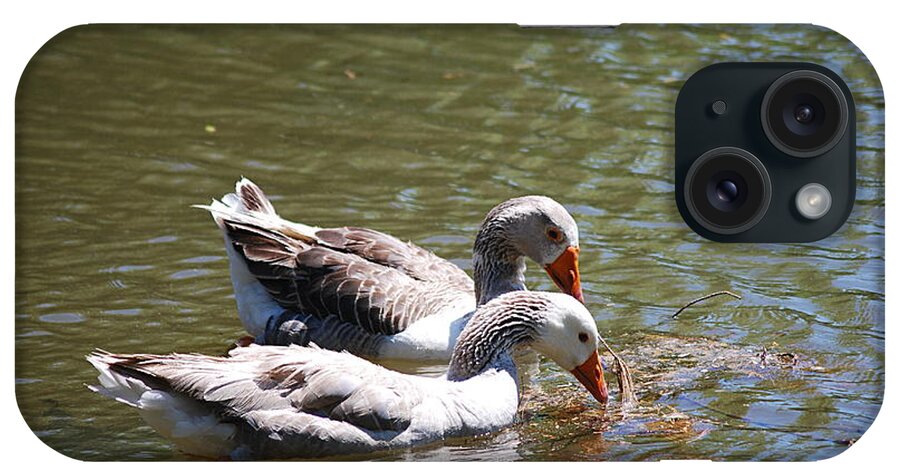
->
715 180 739 203
761 70 849 158
709 176 746 212
684 147 772 235
793 104 815 124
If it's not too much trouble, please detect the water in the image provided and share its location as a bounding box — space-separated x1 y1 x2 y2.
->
15 24 884 461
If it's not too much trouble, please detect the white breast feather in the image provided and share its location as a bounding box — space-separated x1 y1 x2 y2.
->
379 296 476 360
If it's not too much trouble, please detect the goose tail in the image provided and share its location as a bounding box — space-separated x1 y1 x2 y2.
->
194 178 316 338
85 350 236 459
196 177 320 239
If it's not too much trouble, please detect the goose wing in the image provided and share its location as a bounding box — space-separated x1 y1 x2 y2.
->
201 179 473 337
223 217 470 335
314 225 472 286
89 346 430 458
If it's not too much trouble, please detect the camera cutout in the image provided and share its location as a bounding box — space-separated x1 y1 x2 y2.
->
675 63 856 243
683 147 771 235
761 70 850 158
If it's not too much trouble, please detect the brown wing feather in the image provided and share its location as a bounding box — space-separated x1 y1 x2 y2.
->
235 178 278 215
221 218 471 336
95 346 423 433
315 227 473 287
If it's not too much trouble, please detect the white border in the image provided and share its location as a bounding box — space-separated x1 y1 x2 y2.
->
3 1 893 475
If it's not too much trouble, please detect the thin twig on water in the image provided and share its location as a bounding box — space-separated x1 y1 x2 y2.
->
669 290 742 319
598 290 742 408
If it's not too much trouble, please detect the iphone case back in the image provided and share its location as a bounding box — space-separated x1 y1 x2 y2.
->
14 24 884 461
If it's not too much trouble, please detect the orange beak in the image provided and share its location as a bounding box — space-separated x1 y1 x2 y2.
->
544 246 583 303
570 349 608 404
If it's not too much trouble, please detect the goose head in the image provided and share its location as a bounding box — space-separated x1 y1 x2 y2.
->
530 292 609 403
448 291 608 403
474 196 583 303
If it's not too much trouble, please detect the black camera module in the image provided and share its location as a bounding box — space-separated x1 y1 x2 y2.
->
676 62 856 242
683 147 772 235
761 70 849 158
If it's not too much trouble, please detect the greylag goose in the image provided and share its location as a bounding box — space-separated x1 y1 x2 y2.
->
87 291 607 460
198 179 582 361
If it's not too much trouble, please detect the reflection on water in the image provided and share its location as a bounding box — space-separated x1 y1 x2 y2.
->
15 24 883 461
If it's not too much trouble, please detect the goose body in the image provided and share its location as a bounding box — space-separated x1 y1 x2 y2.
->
88 292 608 460
199 179 582 361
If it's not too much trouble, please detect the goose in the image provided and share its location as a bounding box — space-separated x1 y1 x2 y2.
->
197 179 583 361
87 291 608 460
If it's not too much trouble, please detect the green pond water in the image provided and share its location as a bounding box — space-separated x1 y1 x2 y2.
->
15 24 884 461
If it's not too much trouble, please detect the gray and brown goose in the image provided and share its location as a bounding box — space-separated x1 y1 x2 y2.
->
197 178 582 361
87 291 607 460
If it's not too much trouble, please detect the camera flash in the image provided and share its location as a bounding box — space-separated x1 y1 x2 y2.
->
795 183 832 220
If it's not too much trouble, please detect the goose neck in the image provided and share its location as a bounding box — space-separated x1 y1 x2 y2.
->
447 301 540 381
472 226 526 306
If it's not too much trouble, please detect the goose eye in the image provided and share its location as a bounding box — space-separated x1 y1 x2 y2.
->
546 227 562 242
578 332 589 343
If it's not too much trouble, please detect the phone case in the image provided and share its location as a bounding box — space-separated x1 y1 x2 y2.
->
14 24 884 461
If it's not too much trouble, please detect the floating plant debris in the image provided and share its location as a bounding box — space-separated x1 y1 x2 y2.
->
599 290 742 406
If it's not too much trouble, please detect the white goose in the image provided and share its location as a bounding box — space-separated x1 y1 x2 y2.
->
87 291 608 460
198 179 583 361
